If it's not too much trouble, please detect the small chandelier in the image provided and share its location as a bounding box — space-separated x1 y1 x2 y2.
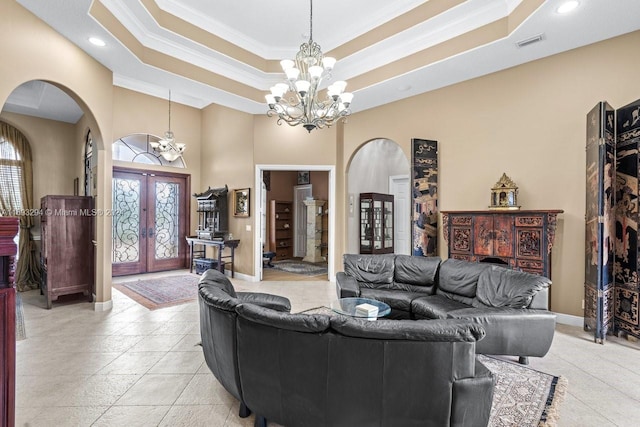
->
265 0 353 132
150 90 186 162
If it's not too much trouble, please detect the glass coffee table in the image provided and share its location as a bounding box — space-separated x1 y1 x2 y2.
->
330 297 391 320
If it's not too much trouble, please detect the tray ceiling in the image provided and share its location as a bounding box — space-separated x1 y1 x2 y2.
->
8 0 640 121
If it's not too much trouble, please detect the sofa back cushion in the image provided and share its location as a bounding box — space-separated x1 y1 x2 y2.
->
200 268 237 298
392 255 440 293
475 265 551 308
198 281 241 312
437 259 493 300
343 254 395 287
236 304 331 333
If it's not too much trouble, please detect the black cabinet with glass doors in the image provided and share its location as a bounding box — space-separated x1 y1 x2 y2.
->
359 193 394 254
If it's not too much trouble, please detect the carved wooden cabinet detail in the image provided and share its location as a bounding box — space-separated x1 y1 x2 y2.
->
442 210 562 279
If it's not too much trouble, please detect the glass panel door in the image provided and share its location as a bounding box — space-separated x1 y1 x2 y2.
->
112 168 188 276
147 175 186 272
360 197 372 252
373 199 383 250
112 171 146 275
384 200 393 250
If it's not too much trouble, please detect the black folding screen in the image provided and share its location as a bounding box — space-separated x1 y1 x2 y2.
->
586 99 640 342
411 139 438 257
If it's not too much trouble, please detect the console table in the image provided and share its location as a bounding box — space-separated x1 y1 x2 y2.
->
442 210 563 279
0 217 18 427
186 237 240 277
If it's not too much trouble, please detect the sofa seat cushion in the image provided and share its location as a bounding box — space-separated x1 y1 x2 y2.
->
236 304 330 333
476 266 551 308
411 295 472 319
359 288 427 312
236 292 291 312
343 254 395 285
330 317 486 342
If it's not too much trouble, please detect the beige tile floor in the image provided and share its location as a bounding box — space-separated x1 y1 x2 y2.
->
14 271 640 426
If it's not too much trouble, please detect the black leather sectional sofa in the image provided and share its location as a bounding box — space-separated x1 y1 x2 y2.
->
199 269 495 427
336 254 556 364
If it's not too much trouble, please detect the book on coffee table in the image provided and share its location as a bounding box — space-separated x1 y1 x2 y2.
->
355 303 379 318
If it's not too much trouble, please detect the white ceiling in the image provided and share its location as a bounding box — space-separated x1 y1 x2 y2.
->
5 0 640 123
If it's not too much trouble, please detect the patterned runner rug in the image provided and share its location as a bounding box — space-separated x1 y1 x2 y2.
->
271 260 328 276
114 274 201 310
298 307 566 426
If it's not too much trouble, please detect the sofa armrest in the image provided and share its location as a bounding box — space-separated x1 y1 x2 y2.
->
448 307 556 357
451 360 494 427
237 292 291 312
336 272 361 298
528 287 549 310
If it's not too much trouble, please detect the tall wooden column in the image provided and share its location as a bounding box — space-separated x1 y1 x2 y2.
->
303 200 325 263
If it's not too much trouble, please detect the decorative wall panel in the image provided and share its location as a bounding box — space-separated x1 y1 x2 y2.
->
615 99 640 339
411 139 438 256
585 102 615 343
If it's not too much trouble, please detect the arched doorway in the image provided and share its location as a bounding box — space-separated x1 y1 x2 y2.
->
1 79 109 307
346 138 410 255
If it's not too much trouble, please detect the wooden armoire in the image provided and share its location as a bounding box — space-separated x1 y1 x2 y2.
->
40 196 94 309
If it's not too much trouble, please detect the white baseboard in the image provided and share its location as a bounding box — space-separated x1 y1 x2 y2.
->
227 271 258 282
93 299 113 311
554 312 583 327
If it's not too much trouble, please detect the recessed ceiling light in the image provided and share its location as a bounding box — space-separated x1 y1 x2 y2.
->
89 37 106 47
557 1 579 14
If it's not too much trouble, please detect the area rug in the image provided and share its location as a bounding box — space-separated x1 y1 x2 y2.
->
298 307 567 426
271 260 328 276
16 292 26 341
113 274 200 310
479 355 567 427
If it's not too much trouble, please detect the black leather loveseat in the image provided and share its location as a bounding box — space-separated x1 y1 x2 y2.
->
199 269 495 427
336 254 556 364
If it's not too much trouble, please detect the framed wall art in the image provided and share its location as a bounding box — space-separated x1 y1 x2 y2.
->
297 171 310 185
233 188 250 217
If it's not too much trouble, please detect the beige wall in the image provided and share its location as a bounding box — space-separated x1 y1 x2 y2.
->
112 87 202 237
201 103 255 274
0 1 114 305
343 30 640 316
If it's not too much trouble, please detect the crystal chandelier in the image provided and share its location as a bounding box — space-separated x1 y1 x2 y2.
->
265 0 353 132
150 90 186 162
